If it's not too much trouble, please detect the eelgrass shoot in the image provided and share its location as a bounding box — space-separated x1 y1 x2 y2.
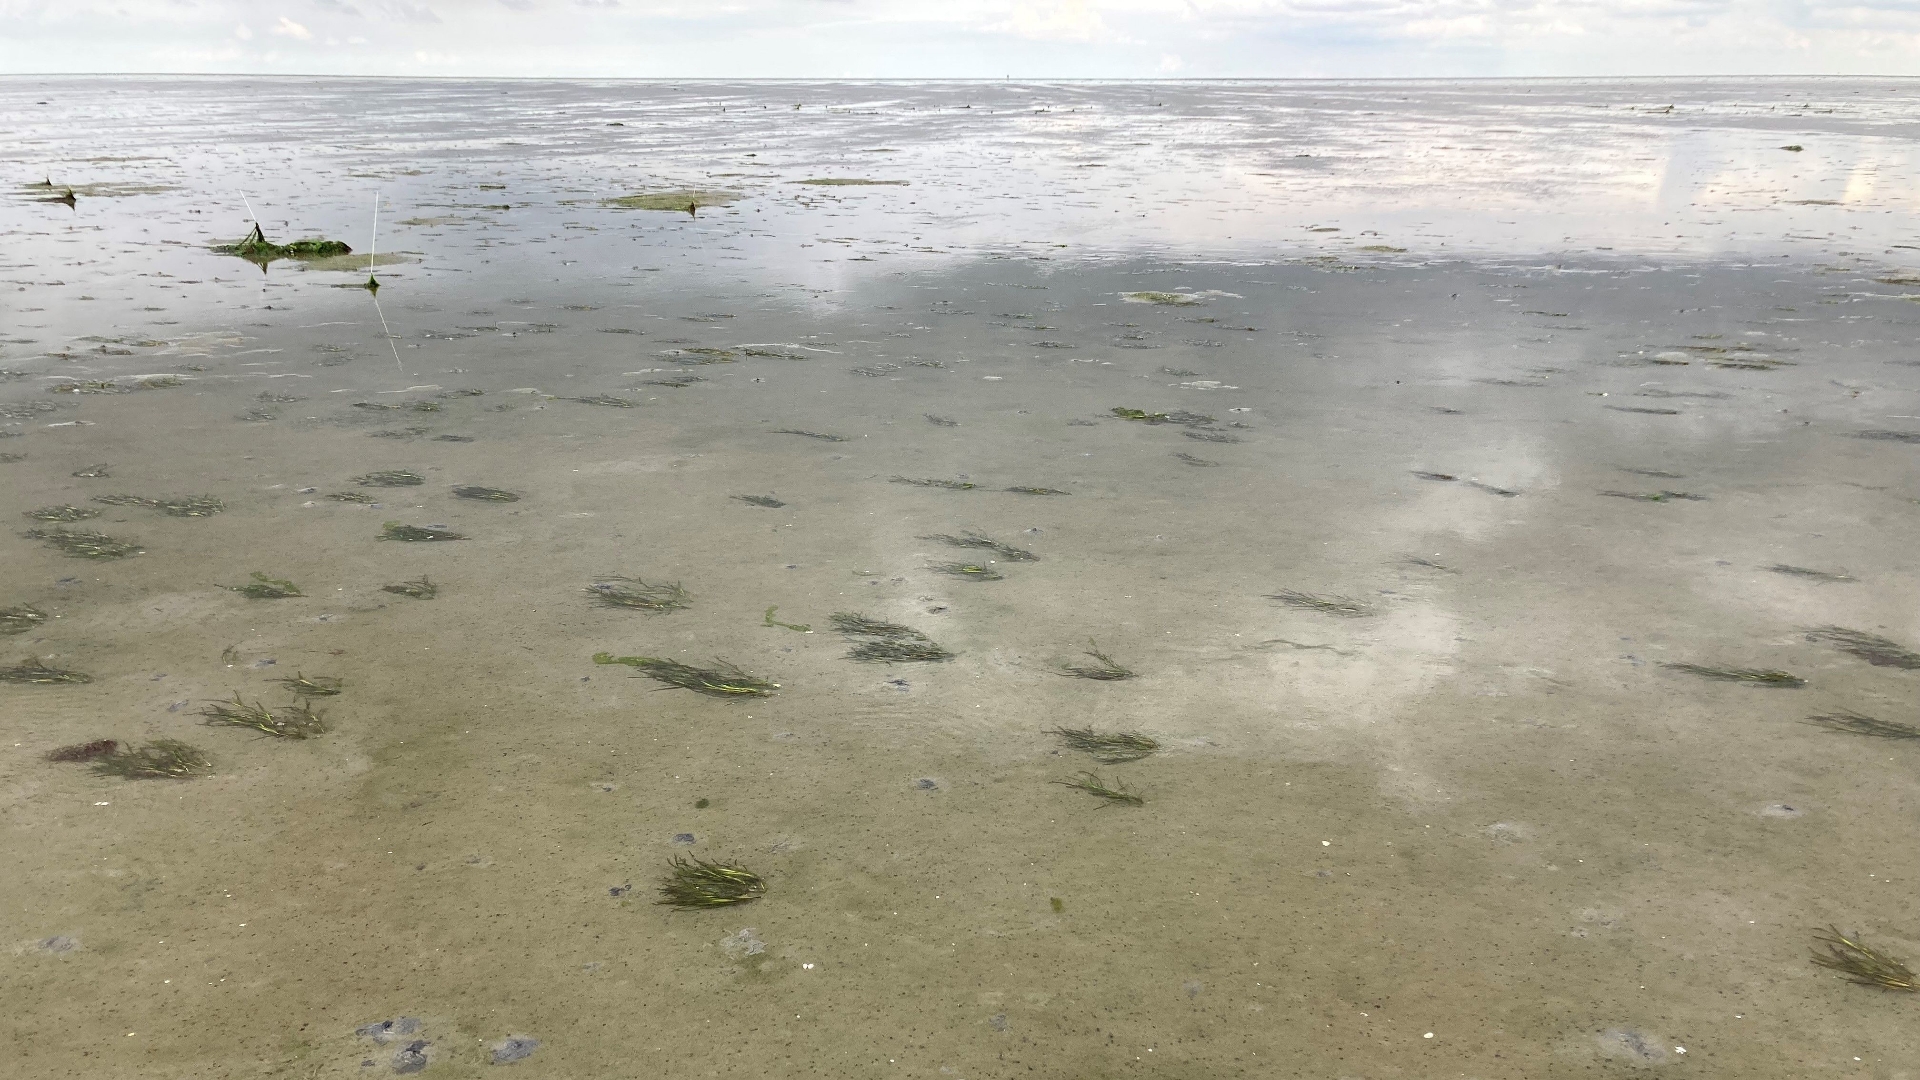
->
226 572 303 599
587 577 689 613
657 855 766 909
380 522 467 542
773 429 849 442
23 527 141 559
452 486 520 502
276 672 343 697
1112 407 1171 423
733 494 785 508
892 476 976 490
382 576 438 599
0 658 91 685
568 394 638 407
929 562 1003 581
328 491 378 503
1265 589 1374 617
1048 727 1159 763
91 739 211 780
1804 709 1920 740
198 694 327 738
1005 485 1070 496
1052 771 1144 806
920 531 1037 562
353 470 425 487
1055 642 1135 681
24 505 99 522
1767 565 1855 583
1811 927 1916 991
1 605 48 635
1802 626 1920 670
592 653 778 698
1661 662 1806 688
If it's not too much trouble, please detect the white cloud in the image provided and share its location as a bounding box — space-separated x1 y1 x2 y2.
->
6 0 1920 75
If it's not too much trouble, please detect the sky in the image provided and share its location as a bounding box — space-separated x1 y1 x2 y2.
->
2 0 1919 79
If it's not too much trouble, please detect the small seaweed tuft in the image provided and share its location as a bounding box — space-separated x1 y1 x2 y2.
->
0 657 91 685
587 577 689 613
0 605 49 635
829 611 953 662
929 562 1004 581
1266 590 1374 617
382 576 438 599
892 476 976 490
1811 927 1916 991
380 522 468 542
92 739 211 780
1802 626 1920 670
1053 771 1144 806
352 470 426 487
275 672 343 697
593 653 778 698
23 527 141 559
1661 662 1805 688
657 855 766 909
93 494 224 517
733 495 785 508
1766 565 1855 583
25 505 99 522
452 486 520 502
226 572 303 599
1804 709 1920 740
199 694 327 739
1056 642 1135 681
920 532 1036 562
1599 490 1708 502
1048 727 1159 762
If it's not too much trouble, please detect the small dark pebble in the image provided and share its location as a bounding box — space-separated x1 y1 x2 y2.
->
694 798 709 809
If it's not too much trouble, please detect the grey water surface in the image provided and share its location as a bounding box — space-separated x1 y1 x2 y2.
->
2 76 1918 1078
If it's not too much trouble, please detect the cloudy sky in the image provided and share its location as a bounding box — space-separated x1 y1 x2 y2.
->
2 1 1918 78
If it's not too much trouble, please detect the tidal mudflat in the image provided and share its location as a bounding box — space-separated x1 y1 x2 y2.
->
2 77 1918 1078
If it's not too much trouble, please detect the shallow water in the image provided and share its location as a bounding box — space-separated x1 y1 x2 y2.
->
3 77 1919 1078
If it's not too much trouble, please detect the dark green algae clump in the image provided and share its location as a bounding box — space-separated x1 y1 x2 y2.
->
213 224 352 266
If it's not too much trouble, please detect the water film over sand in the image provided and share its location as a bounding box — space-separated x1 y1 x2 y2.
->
2 77 1919 1078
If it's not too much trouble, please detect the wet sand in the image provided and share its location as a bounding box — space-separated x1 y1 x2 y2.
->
3 78 1919 1078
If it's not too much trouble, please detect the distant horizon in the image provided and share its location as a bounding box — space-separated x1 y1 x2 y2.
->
5 72 1917 82
5 2 1919 81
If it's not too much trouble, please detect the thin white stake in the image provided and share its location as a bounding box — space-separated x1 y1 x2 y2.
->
370 192 379 271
